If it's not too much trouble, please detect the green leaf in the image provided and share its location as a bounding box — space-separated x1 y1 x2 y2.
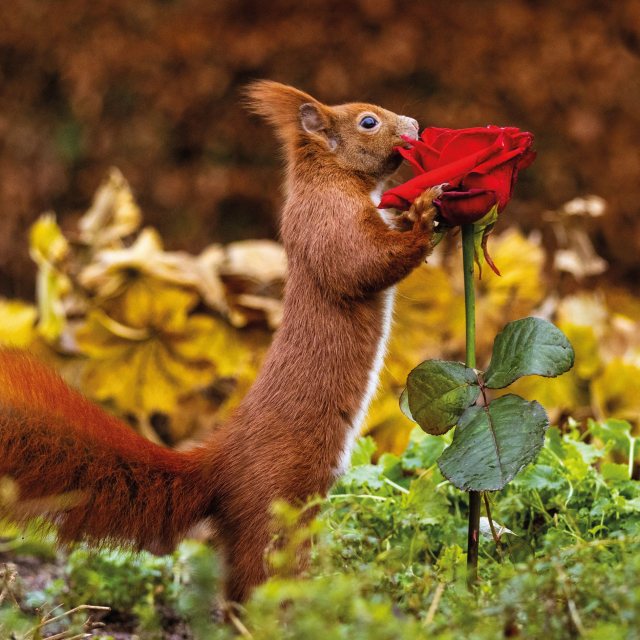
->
435 544 466 583
513 462 569 493
399 388 413 421
587 418 634 455
484 317 575 389
401 428 447 471
601 462 630 483
473 204 499 277
406 360 480 435
438 394 549 491
350 437 377 467
339 464 385 491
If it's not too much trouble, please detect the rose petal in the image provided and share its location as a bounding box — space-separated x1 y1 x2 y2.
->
420 127 457 151
378 191 411 210
471 143 531 176
397 143 427 175
437 130 506 167
398 135 445 175
517 148 537 170
465 163 517 210
434 189 498 225
379 170 453 210
379 125 535 220
464 140 535 209
402 136 508 200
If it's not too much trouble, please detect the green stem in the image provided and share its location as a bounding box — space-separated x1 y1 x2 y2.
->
461 223 480 588
462 225 476 370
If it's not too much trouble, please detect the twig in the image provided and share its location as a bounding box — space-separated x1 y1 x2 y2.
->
424 582 445 625
383 477 410 494
556 564 586 636
27 605 111 638
43 632 91 640
228 608 254 639
328 494 388 502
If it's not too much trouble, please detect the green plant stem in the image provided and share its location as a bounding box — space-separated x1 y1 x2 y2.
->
462 225 476 370
461 223 481 588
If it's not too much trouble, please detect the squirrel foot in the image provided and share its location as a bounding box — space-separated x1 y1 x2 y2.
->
403 185 444 235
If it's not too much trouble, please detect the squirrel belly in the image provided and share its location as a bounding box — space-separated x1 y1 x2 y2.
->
0 81 439 604
334 286 395 477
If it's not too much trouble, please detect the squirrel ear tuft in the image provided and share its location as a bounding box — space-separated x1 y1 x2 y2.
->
299 103 327 134
244 80 329 141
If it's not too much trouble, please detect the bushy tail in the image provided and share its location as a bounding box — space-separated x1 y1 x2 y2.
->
0 349 213 553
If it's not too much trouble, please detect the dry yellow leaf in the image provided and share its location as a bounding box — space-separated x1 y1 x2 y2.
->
80 227 230 315
29 213 69 265
220 240 286 329
557 292 608 335
75 284 222 413
387 263 465 380
29 214 72 341
0 299 37 347
78 167 142 248
477 229 545 315
560 322 602 380
221 240 287 284
592 359 640 424
498 369 587 423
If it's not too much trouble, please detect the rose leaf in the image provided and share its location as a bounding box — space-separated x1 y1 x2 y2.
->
405 360 480 435
437 394 549 491
484 317 575 389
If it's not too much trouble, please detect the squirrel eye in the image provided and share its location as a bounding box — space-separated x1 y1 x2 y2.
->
359 115 379 130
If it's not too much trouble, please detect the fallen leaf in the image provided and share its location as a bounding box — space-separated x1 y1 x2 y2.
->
0 300 37 347
77 167 142 248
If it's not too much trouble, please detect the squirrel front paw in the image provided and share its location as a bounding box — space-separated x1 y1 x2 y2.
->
403 185 444 237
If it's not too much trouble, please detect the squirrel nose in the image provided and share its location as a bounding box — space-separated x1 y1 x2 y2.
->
399 116 419 139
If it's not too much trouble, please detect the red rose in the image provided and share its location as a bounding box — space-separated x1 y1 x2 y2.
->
379 126 535 225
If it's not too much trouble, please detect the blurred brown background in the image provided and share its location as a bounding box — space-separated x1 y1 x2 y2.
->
1 0 639 298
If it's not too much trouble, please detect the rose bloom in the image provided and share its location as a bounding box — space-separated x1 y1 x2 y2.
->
379 126 536 225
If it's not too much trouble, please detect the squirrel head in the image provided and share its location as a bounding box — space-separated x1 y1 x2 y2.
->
245 80 419 182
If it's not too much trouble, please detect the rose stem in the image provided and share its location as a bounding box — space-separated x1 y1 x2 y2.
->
461 222 481 588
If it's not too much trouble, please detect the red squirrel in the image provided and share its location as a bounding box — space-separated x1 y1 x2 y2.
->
0 81 440 604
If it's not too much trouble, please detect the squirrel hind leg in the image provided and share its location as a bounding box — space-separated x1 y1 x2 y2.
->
218 507 316 604
220 530 270 604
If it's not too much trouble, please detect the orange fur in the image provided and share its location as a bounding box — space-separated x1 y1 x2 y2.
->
0 349 210 552
0 81 437 604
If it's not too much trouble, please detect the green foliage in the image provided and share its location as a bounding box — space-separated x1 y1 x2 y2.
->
2 420 640 637
403 317 575 492
244 574 429 640
60 548 174 613
438 395 549 491
172 542 222 639
406 360 480 435
484 317 575 389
